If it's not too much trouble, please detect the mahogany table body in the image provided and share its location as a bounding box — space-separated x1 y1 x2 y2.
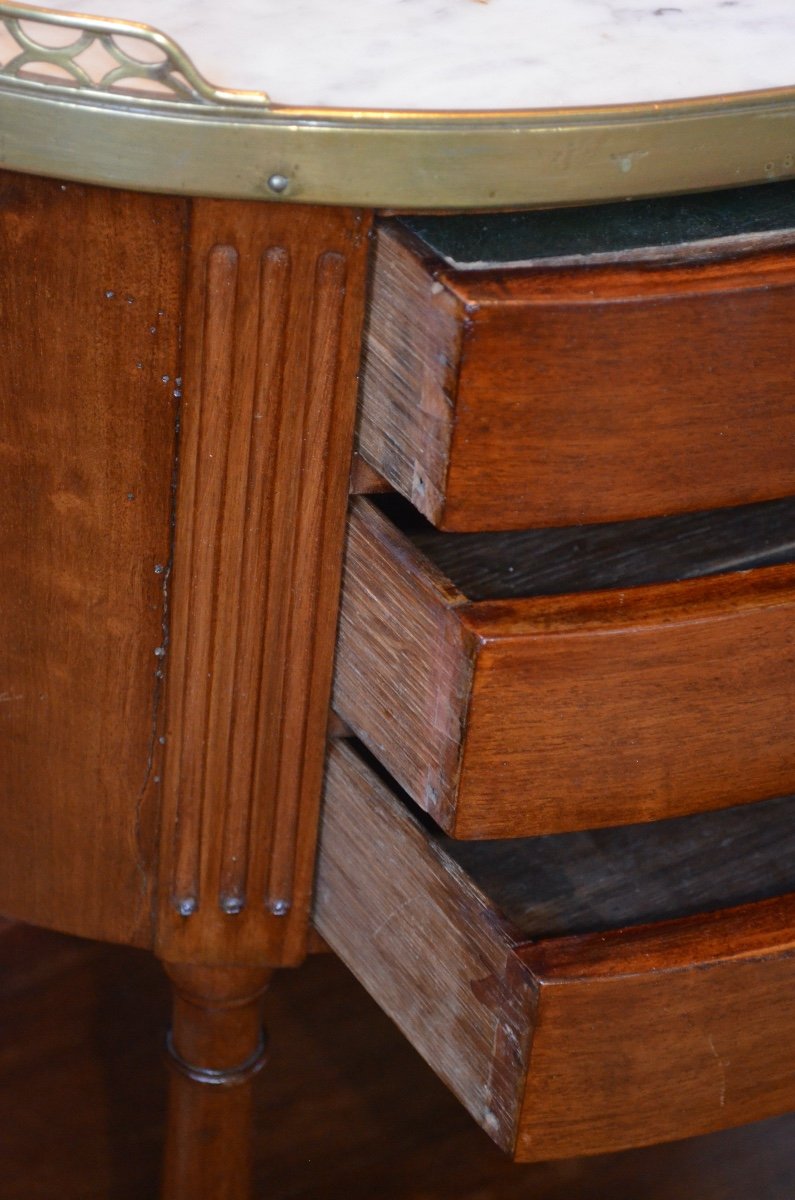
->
3 166 795 1196
0 170 370 1198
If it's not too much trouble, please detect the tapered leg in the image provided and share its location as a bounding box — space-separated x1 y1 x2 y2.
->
161 962 273 1200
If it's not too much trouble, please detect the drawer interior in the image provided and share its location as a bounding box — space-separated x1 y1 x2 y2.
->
393 494 795 600
399 179 795 269
441 787 795 937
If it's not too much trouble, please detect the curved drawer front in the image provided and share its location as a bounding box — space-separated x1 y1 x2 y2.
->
315 742 795 1160
333 500 795 837
358 222 795 531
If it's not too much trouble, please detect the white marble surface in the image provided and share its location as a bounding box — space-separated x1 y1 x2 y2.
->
15 0 795 110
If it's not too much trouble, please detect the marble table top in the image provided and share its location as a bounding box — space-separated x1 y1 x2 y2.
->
22 0 795 112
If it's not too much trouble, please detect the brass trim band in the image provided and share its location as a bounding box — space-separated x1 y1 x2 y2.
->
165 1031 269 1088
2 1 794 209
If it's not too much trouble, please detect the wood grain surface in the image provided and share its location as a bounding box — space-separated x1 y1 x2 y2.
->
516 901 795 1159
0 177 372 968
334 498 795 837
333 499 473 832
358 221 795 530
316 742 795 1161
156 201 371 968
0 172 185 945
315 741 534 1154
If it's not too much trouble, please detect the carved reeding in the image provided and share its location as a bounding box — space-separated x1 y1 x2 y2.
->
262 250 347 914
169 242 240 915
168 241 294 917
217 245 291 914
158 203 371 965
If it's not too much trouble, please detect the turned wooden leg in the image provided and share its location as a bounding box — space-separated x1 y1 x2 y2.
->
161 962 273 1200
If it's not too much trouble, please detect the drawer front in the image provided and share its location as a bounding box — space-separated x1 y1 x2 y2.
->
358 223 795 531
334 500 795 837
315 741 795 1160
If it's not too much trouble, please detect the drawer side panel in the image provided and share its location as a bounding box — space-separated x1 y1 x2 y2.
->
333 498 474 831
314 742 534 1151
356 224 461 525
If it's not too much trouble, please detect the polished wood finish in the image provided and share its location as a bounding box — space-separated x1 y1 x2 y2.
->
315 742 795 1161
0 180 373 1197
515 903 795 1160
162 962 272 1200
358 221 795 530
0 172 184 944
156 201 372 968
0 179 372 962
334 498 795 837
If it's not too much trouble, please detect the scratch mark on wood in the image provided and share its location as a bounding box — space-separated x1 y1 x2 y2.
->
371 895 414 940
707 1034 728 1107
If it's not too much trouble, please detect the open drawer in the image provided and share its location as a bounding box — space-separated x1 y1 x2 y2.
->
315 741 795 1161
357 213 795 531
333 496 795 838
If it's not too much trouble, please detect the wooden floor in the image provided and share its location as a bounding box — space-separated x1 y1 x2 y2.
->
2 919 794 1199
